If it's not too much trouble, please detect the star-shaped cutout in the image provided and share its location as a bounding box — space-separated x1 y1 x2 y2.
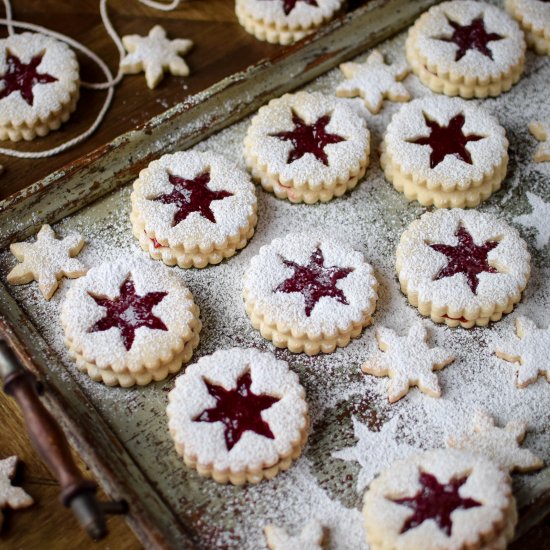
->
407 113 484 169
435 16 504 61
120 25 193 89
388 470 481 536
193 370 280 451
362 322 455 403
529 121 550 162
150 171 233 226
89 276 168 351
0 51 57 106
0 456 33 530
428 225 499 294
515 192 550 250
275 247 354 317
264 519 327 550
270 111 345 166
259 0 319 16
332 416 417 493
447 410 544 473
7 225 87 300
336 49 410 114
494 316 550 388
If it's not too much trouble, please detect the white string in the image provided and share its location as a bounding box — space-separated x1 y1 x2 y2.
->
139 0 182 10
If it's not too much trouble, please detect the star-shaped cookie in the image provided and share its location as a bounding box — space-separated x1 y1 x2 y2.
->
514 192 550 250
0 456 33 530
120 25 193 89
7 224 87 300
447 410 543 473
362 322 455 403
529 121 550 162
494 316 550 388
336 50 410 114
264 519 327 550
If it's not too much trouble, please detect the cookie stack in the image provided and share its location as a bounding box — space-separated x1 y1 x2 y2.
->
506 0 550 55
406 0 525 98
61 258 201 387
236 0 343 45
131 151 257 269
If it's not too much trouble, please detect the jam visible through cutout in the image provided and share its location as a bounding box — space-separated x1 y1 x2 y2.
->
270 110 345 166
389 471 481 536
259 0 318 16
408 113 483 169
89 276 168 351
193 370 280 451
429 225 499 294
275 246 354 317
436 16 504 61
0 51 57 106
152 171 233 227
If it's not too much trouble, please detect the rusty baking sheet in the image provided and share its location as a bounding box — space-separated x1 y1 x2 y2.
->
1 0 549 548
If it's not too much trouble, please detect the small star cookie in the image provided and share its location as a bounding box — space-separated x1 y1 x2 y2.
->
120 25 193 89
264 519 327 550
529 121 550 162
362 322 455 403
7 224 87 300
494 316 550 388
336 50 410 114
514 192 550 250
0 456 33 530
447 410 544 473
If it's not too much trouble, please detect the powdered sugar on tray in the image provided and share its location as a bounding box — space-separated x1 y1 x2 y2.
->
0 14 549 549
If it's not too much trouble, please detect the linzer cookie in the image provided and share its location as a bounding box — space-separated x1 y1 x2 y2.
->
0 32 79 141
235 0 343 45
406 1 526 98
396 209 531 328
380 96 508 208
506 0 550 55
243 234 378 355
61 258 201 387
131 151 257 269
363 449 517 550
166 348 309 485
244 91 370 204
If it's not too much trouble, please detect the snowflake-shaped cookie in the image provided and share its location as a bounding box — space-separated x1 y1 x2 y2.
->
0 456 33 530
447 410 543 473
264 519 327 550
332 415 417 493
514 192 550 250
7 224 87 299
120 25 193 89
494 316 550 388
529 121 550 162
336 49 410 114
362 322 455 403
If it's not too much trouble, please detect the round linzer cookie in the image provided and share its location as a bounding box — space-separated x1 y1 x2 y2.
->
363 449 517 550
244 91 370 204
243 234 378 355
396 209 530 328
406 1 526 98
235 0 343 45
0 32 79 141
381 96 508 208
506 0 550 55
61 258 201 387
166 348 309 485
131 151 257 269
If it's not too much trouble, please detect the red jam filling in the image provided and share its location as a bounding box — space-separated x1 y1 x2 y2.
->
270 111 345 166
436 16 504 61
408 113 483 169
145 231 164 249
275 247 354 317
152 171 233 227
390 471 481 536
193 370 280 451
259 0 319 16
429 225 499 295
88 276 168 351
0 52 57 106
442 314 469 323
